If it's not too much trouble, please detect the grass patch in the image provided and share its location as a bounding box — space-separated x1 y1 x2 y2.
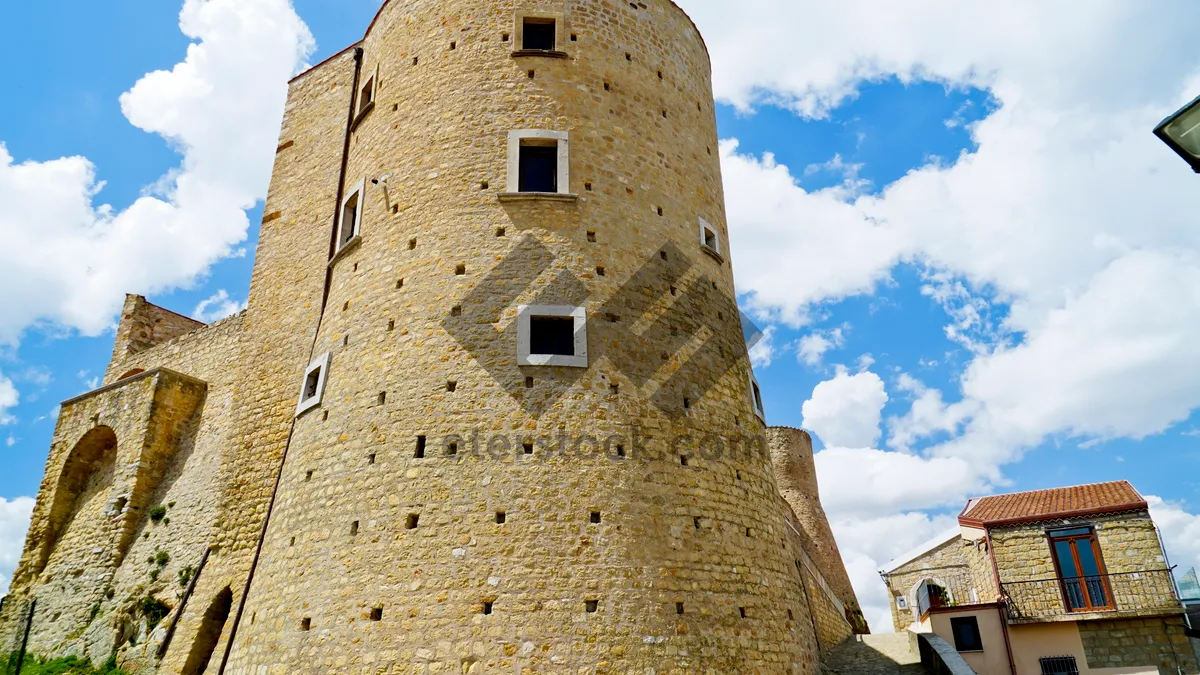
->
3 653 129 674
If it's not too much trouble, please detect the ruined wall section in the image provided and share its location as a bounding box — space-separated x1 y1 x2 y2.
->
106 295 206 382
768 426 865 629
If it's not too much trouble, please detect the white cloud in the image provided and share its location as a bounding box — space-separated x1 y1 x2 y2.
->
802 368 889 448
0 0 313 344
193 289 246 323
0 496 34 596
1146 495 1200 576
797 326 846 366
0 372 17 426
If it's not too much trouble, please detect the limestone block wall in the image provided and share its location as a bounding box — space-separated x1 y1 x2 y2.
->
0 369 208 663
106 295 206 381
1079 617 1198 672
884 536 994 633
767 427 864 627
221 0 829 672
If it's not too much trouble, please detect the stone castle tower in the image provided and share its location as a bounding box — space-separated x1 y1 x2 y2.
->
0 1 864 672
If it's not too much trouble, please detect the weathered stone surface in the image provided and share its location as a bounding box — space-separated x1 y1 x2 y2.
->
0 1 864 673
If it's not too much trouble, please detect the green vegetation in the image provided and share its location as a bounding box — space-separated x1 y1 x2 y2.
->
139 595 170 630
2 653 129 675
178 565 195 588
147 505 167 523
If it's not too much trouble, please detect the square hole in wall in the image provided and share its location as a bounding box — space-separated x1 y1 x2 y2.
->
451 306 463 317
585 600 599 613
676 602 684 615
396 278 405 289
736 470 743 480
590 511 601 524
387 319 395 331
305 470 313 482
680 455 689 466
455 264 466 275
391 204 399 214
496 511 506 524
570 33 578 42
405 514 420 529
450 41 457 50
370 607 383 621
609 384 619 394
446 441 458 456
409 238 417 250
415 436 427 459
615 444 626 458
523 441 534 455
290 536 296 547
502 32 510 42
368 453 376 465
412 57 419 66
656 206 664 216
350 521 359 536
343 335 351 347
496 227 505 237
528 70 535 79
787 609 794 620
378 391 387 405
322 410 329 422
661 251 669 261
746 528 753 537
525 377 534 389
587 231 597 242
693 517 701 529
301 617 312 631
584 182 593 191
447 381 457 392
596 266 605 276
482 600 494 615
603 82 611 91
739 607 747 618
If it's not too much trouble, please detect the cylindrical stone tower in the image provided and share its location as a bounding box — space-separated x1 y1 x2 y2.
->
223 1 823 672
767 427 866 632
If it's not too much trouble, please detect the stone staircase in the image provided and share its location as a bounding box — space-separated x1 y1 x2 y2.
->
822 633 934 675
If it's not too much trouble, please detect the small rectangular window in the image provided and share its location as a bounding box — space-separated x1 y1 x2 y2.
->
530 316 575 356
1039 656 1079 675
338 178 365 250
749 370 766 422
519 142 558 193
522 18 556 51
518 305 588 367
296 353 331 416
950 616 983 652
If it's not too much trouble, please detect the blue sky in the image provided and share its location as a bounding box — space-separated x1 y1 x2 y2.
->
2 0 1199 630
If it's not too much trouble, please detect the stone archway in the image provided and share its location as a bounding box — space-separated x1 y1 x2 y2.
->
181 587 233 675
36 426 119 574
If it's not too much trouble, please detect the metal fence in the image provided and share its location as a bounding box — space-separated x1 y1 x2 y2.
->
1003 569 1180 621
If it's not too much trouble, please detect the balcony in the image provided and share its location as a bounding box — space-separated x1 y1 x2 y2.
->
1002 569 1182 623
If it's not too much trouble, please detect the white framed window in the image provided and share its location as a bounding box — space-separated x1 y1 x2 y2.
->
517 305 588 368
699 217 722 257
506 130 571 195
356 65 378 121
338 177 365 250
896 596 909 611
296 352 331 416
748 369 766 422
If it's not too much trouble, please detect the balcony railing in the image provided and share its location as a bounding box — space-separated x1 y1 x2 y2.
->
1002 569 1181 621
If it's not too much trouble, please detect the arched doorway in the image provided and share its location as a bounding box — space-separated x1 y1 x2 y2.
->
37 426 119 574
181 587 233 675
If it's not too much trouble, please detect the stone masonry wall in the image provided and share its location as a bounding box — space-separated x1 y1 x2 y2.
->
0 0 861 672
768 426 865 630
1079 616 1198 672
224 0 831 672
884 535 995 633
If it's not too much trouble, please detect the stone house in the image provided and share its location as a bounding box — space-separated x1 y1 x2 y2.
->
881 481 1198 675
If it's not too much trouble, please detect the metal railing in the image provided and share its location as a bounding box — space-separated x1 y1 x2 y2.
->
1002 569 1180 621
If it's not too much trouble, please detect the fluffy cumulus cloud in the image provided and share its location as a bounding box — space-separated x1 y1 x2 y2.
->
0 497 34 595
0 373 16 426
802 368 888 448
676 0 1200 628
0 0 313 344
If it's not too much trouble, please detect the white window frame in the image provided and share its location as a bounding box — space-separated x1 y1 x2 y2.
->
507 130 571 195
699 217 722 256
748 369 766 422
296 352 331 416
338 177 365 250
517 305 588 368
357 65 378 119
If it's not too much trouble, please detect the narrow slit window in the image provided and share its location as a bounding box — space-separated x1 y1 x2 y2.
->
296 353 331 416
415 436 426 459
749 370 766 422
338 179 365 249
522 18 556 51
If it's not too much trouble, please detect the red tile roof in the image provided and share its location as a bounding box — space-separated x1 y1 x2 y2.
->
958 480 1147 527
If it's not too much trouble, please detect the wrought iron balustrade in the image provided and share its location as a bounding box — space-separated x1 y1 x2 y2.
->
1002 569 1180 621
